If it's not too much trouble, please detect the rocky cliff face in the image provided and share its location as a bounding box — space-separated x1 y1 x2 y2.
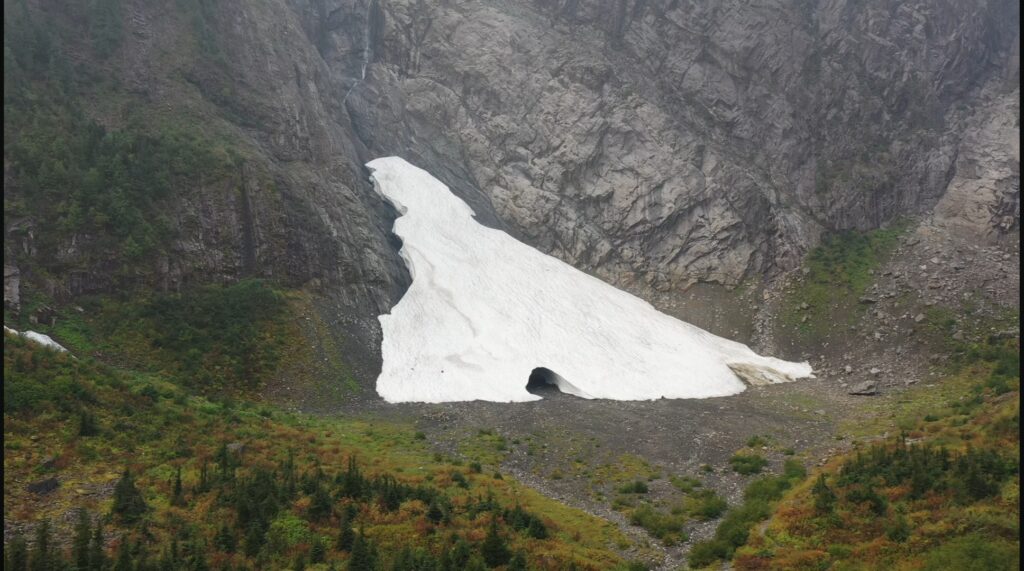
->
3 0 1019 361
4 0 411 325
342 0 1019 290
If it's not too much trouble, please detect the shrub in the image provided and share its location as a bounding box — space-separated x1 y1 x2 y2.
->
729 454 768 475
450 471 469 489
922 533 1019 571
690 492 728 520
746 435 768 448
689 462 807 566
670 475 702 494
629 504 686 545
618 480 649 494
688 539 730 568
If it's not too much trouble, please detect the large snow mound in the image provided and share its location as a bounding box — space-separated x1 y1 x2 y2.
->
367 157 813 403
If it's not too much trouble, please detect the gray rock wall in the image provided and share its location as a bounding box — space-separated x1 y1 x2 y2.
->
325 0 1019 290
4 0 1019 353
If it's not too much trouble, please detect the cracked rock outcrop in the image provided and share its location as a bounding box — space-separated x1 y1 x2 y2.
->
334 0 1019 290
4 0 1019 378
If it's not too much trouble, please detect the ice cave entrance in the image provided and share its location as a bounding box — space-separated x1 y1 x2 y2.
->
526 367 566 397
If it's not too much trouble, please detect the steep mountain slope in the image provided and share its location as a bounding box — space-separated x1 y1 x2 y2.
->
4 1 1019 371
350 0 1020 289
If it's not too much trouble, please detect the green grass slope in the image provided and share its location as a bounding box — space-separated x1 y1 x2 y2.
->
3 333 638 570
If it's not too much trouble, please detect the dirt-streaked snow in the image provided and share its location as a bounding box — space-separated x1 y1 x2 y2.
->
367 157 813 403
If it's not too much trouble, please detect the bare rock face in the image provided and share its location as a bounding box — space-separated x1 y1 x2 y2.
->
328 0 1020 290
5 0 411 326
4 0 1019 379
3 263 19 312
931 81 1020 243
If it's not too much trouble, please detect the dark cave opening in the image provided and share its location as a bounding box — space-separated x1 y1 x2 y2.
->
526 367 564 396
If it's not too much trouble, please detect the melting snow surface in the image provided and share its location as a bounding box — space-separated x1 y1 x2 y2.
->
367 157 813 403
4 326 70 353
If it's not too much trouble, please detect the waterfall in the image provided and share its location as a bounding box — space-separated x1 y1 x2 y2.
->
342 0 374 105
358 4 371 80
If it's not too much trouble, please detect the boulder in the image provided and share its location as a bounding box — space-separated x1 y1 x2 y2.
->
848 381 878 396
28 477 59 495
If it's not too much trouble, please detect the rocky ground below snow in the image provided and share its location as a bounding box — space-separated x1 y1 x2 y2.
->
772 221 1018 399
308 220 1019 569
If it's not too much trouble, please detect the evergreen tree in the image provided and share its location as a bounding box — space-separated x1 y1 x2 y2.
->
440 536 471 571
112 469 148 523
112 538 132 571
29 519 54 571
171 467 185 507
215 524 236 553
391 547 437 571
72 510 92 570
526 517 547 540
885 512 911 543
159 538 180 570
338 456 365 499
308 483 333 522
89 519 107 571
186 539 209 571
426 500 444 524
336 509 355 552
464 555 488 571
244 524 265 558
310 538 326 564
216 443 234 483
78 409 99 437
197 460 210 494
392 548 415 571
282 449 297 499
507 552 528 571
6 532 29 571
480 516 510 568
348 529 377 571
811 474 836 515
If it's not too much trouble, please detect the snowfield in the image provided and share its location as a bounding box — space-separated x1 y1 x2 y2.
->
367 157 813 403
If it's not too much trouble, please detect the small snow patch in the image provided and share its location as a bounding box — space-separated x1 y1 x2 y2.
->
4 326 70 353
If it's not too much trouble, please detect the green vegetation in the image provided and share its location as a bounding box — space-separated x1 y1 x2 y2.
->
617 480 649 494
733 337 1019 570
684 490 728 520
459 429 511 468
782 224 907 337
5 40 239 272
745 435 769 448
5 0 255 288
688 460 807 568
669 475 701 494
591 454 661 487
729 453 769 475
3 333 634 570
616 474 728 547
628 504 687 546
19 280 291 393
